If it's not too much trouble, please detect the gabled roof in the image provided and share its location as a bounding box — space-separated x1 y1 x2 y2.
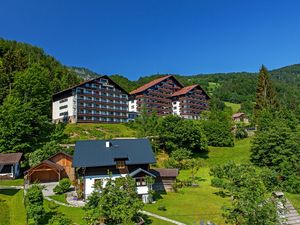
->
171 84 210 99
130 75 184 95
53 75 129 98
129 168 156 178
150 168 179 177
47 152 73 161
171 84 198 97
72 139 156 168
24 159 64 174
0 153 22 165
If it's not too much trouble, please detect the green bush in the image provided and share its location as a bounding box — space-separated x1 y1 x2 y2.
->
53 178 71 194
211 177 225 188
47 213 72 225
25 184 45 224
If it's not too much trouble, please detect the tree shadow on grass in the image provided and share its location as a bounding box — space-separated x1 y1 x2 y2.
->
0 189 20 196
213 190 230 198
194 176 207 182
153 190 166 201
193 151 209 160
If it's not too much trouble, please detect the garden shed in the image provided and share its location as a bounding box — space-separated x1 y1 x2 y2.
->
24 152 74 184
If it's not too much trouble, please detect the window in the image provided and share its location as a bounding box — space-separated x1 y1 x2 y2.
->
100 78 108 83
59 105 68 110
59 98 68 103
135 178 146 186
116 160 126 169
59 111 68 116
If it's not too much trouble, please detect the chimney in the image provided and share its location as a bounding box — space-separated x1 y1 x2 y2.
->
106 141 112 148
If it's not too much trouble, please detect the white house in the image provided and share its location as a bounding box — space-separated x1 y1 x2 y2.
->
72 139 158 203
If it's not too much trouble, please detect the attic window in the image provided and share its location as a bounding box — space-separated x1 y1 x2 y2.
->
116 160 126 169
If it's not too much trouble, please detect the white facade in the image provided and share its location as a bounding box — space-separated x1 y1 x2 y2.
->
52 95 76 123
128 99 137 112
84 169 153 203
172 101 181 116
84 174 126 198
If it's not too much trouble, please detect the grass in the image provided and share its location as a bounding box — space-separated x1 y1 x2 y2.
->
0 189 26 225
0 178 24 186
145 167 229 225
224 102 241 113
285 193 300 213
146 138 252 225
64 123 137 143
199 138 252 166
48 194 68 204
44 200 85 224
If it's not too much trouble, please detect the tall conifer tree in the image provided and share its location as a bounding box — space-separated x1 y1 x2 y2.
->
254 65 278 117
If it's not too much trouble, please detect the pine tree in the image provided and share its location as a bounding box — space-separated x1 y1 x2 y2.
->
254 65 278 117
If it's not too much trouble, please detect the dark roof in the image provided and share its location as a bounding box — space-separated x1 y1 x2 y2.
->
72 139 156 168
53 75 129 98
130 75 184 95
0 153 22 165
150 168 179 177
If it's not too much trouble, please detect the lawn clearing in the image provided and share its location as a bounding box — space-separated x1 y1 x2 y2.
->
224 102 241 113
200 138 252 167
64 123 137 143
0 189 26 225
0 178 24 186
145 167 229 225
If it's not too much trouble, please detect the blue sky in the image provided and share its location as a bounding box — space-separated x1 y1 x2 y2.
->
1 0 300 79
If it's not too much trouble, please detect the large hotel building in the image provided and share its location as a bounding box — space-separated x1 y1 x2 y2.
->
52 75 209 123
129 75 210 120
52 76 129 123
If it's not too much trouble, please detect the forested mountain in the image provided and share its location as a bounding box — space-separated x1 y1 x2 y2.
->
0 38 82 156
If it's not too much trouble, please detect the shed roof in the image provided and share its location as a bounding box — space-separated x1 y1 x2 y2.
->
150 168 179 177
72 139 156 168
232 112 245 119
0 153 22 165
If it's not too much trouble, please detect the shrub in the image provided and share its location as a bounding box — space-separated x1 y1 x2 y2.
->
211 177 225 188
53 178 71 194
47 213 72 225
25 185 45 224
157 205 167 211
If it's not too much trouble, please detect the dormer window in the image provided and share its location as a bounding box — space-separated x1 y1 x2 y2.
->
116 160 126 169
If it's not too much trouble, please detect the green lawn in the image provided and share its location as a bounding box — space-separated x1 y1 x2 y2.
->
0 178 24 186
64 123 137 143
200 138 251 166
224 102 241 113
145 138 252 225
0 189 26 225
145 167 229 225
285 193 300 213
48 194 68 204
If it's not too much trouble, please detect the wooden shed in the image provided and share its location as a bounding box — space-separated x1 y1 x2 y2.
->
0 153 22 180
151 168 179 192
25 152 74 184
